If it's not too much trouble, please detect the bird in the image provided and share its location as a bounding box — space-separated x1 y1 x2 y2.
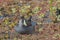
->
14 16 37 34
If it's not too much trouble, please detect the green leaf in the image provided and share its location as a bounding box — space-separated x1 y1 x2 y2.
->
57 15 60 21
11 8 16 13
38 14 45 18
32 7 41 14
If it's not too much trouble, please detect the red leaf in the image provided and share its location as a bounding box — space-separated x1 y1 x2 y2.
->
0 0 2 2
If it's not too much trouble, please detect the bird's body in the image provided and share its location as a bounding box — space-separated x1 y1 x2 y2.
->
14 16 36 34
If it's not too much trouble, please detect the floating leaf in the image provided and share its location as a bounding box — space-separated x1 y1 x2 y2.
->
9 22 15 28
57 15 60 21
39 28 43 32
5 34 9 38
4 19 9 25
14 37 17 40
9 24 12 28
11 8 16 13
20 5 31 14
54 33 60 38
0 12 2 16
38 13 45 18
24 5 30 8
32 7 41 14
20 7 27 14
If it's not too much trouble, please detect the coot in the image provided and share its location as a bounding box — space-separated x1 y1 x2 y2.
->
14 16 36 34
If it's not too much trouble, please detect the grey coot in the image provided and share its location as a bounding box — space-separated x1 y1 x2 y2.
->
14 16 37 34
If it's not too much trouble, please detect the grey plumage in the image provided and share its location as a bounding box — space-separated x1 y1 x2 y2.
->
14 19 36 34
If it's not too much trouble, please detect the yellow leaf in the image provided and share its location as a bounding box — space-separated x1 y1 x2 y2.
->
27 5 30 8
12 23 15 26
11 8 16 13
5 34 8 38
4 20 9 25
9 24 12 28
38 14 44 18
39 28 43 32
14 37 17 40
32 6 41 14
57 15 60 21
0 13 2 16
